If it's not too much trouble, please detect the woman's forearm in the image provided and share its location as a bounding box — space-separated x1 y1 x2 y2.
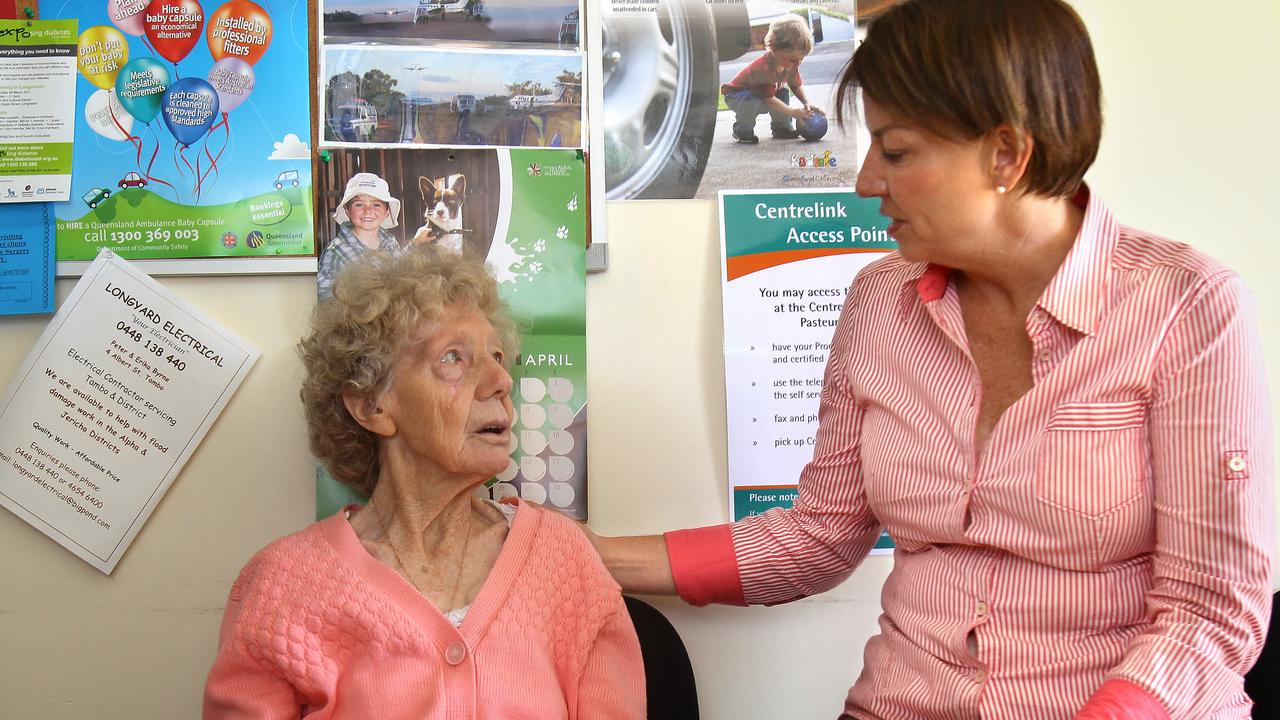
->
594 534 676 595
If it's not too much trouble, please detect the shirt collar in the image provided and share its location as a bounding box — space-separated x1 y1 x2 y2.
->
904 185 1117 336
337 223 400 253
1031 185 1117 336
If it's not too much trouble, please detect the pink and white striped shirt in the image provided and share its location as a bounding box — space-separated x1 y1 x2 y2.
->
667 190 1274 719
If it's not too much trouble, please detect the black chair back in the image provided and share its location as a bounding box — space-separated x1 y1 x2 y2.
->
1246 591 1278 718
624 596 699 719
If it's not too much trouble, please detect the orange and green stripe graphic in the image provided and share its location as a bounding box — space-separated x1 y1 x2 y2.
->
722 191 895 280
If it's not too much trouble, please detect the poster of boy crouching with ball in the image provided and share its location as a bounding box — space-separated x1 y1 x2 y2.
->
315 147 591 521
594 0 862 200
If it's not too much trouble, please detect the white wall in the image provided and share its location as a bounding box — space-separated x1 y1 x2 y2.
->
0 1 1276 717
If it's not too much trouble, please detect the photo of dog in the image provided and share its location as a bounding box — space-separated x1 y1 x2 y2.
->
317 148 502 263
412 174 468 252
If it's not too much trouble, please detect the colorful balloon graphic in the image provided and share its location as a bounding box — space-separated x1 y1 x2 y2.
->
108 0 148 36
162 77 220 146
115 57 172 124
85 88 135 141
207 57 255 113
206 0 272 66
144 0 205 65
77 25 129 91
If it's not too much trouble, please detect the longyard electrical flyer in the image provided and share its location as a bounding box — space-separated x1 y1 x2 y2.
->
719 188 895 553
52 0 313 264
0 19 76 203
0 251 258 573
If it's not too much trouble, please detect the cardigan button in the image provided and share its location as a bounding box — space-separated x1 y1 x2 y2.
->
445 642 466 666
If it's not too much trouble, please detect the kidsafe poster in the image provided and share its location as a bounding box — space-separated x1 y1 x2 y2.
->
46 0 313 269
719 187 894 552
591 0 861 200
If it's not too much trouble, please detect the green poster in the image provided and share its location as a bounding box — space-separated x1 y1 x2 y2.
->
315 148 588 519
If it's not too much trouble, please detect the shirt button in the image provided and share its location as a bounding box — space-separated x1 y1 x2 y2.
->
445 641 466 666
974 669 988 684
975 601 989 618
1227 455 1247 473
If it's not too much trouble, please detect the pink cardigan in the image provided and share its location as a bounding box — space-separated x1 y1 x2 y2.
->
204 501 645 719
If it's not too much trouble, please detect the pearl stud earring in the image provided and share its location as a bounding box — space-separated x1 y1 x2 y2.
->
996 185 1007 195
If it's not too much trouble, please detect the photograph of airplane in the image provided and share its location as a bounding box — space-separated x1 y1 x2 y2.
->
322 0 581 47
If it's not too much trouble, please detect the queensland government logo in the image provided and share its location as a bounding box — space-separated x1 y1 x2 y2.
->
246 230 264 249
528 162 571 177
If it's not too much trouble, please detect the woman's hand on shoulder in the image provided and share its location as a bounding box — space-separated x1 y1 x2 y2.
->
511 498 676 595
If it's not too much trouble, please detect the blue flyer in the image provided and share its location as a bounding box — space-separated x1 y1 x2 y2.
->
0 202 54 315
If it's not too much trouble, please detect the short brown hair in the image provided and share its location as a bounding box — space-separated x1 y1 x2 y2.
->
838 0 1102 197
298 246 520 494
766 14 814 54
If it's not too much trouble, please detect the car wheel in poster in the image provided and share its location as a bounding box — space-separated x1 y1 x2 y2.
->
602 0 719 199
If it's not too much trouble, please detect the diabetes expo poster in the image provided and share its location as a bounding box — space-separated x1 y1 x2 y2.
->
47 0 313 267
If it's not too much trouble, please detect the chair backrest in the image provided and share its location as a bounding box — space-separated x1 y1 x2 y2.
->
624 596 699 720
1245 591 1278 719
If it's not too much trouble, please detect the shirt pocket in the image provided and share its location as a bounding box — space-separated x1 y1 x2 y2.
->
1035 400 1149 518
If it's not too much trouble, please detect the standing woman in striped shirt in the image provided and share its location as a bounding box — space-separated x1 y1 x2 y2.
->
589 0 1274 718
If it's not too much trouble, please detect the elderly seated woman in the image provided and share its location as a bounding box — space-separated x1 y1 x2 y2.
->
203 246 645 719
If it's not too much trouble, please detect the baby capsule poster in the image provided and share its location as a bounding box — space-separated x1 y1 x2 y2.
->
47 0 313 266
